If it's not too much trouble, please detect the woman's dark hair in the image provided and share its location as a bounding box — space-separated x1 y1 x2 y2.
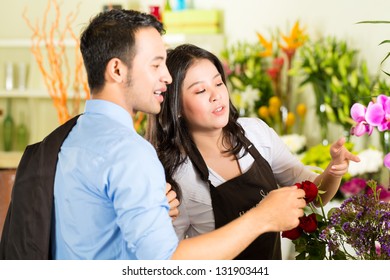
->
80 9 164 93
147 44 249 199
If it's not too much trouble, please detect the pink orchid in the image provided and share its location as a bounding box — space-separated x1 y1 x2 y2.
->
368 94 390 131
384 153 390 169
350 103 373 136
365 101 386 130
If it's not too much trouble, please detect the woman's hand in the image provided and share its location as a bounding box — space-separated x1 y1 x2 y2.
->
166 183 180 221
329 137 360 177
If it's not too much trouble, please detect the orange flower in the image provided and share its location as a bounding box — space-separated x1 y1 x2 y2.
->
285 112 296 128
296 103 307 117
269 96 282 109
279 21 307 59
258 106 269 119
256 32 273 57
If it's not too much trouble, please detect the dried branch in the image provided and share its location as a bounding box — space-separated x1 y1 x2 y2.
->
22 0 90 124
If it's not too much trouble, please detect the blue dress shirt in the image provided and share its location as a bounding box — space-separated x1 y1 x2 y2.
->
52 100 178 259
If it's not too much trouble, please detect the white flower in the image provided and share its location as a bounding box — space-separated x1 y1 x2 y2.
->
240 85 260 113
348 148 383 176
280 134 307 154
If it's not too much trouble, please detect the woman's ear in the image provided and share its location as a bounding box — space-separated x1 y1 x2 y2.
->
106 58 127 83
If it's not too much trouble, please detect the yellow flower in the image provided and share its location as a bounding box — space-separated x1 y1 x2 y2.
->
258 106 269 118
296 103 307 117
285 112 296 127
268 104 280 118
269 96 282 109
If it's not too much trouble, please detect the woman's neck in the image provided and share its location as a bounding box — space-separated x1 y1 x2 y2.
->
191 129 228 157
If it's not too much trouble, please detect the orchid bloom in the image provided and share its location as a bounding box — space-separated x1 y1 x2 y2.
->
365 94 390 131
350 103 373 136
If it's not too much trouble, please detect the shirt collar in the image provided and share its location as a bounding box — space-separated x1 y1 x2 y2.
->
84 99 135 131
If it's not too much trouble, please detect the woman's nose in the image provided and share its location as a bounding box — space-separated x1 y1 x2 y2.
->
210 90 221 102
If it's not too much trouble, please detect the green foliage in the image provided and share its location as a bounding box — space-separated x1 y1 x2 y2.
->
291 36 390 138
220 41 274 114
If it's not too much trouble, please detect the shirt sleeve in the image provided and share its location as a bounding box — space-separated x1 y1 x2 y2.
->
241 118 318 187
106 137 179 259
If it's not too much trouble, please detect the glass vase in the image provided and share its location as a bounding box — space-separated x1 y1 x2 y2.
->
3 99 14 151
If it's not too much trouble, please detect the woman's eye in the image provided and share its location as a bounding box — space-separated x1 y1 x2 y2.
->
195 89 206 94
216 82 224 87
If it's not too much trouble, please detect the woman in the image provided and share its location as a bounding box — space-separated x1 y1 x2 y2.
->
147 44 359 259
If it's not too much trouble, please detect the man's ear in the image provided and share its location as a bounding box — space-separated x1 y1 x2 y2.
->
106 58 126 83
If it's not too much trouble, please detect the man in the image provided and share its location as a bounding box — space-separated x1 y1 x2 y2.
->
52 9 306 259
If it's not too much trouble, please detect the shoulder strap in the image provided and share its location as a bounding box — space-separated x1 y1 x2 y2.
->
0 114 81 260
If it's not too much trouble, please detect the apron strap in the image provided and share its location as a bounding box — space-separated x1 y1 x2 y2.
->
186 141 212 186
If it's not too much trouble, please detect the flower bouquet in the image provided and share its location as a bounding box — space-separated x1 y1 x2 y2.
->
282 180 390 260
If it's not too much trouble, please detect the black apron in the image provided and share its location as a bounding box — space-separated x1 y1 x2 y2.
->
187 138 281 260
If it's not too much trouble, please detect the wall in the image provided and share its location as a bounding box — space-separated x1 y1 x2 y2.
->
0 0 389 147
3 0 390 71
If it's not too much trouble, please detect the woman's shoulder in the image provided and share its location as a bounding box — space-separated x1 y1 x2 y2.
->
237 117 276 148
237 117 273 135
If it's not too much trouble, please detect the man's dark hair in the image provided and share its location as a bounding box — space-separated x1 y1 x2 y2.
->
80 9 165 93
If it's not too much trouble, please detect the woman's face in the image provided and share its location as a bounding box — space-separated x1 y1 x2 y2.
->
181 59 230 134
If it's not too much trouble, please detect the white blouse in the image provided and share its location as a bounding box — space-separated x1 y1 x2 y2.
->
172 117 318 239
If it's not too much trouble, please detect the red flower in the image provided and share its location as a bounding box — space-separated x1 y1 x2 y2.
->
296 180 318 203
299 213 318 233
282 226 303 240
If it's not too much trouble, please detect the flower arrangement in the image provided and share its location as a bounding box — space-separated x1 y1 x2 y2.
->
291 36 390 144
221 21 308 135
282 180 390 260
220 41 273 117
350 94 390 169
256 20 307 112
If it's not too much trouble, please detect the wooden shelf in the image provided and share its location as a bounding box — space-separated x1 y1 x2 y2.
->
0 39 77 47
0 89 51 99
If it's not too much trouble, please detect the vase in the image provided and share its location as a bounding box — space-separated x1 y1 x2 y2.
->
3 99 14 151
16 112 28 151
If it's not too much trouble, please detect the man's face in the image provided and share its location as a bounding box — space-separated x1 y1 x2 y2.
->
124 27 172 115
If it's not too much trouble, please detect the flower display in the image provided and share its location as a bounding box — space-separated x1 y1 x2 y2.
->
221 20 308 135
347 148 383 177
291 36 390 144
283 180 390 260
350 94 390 170
321 180 390 260
340 178 390 202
